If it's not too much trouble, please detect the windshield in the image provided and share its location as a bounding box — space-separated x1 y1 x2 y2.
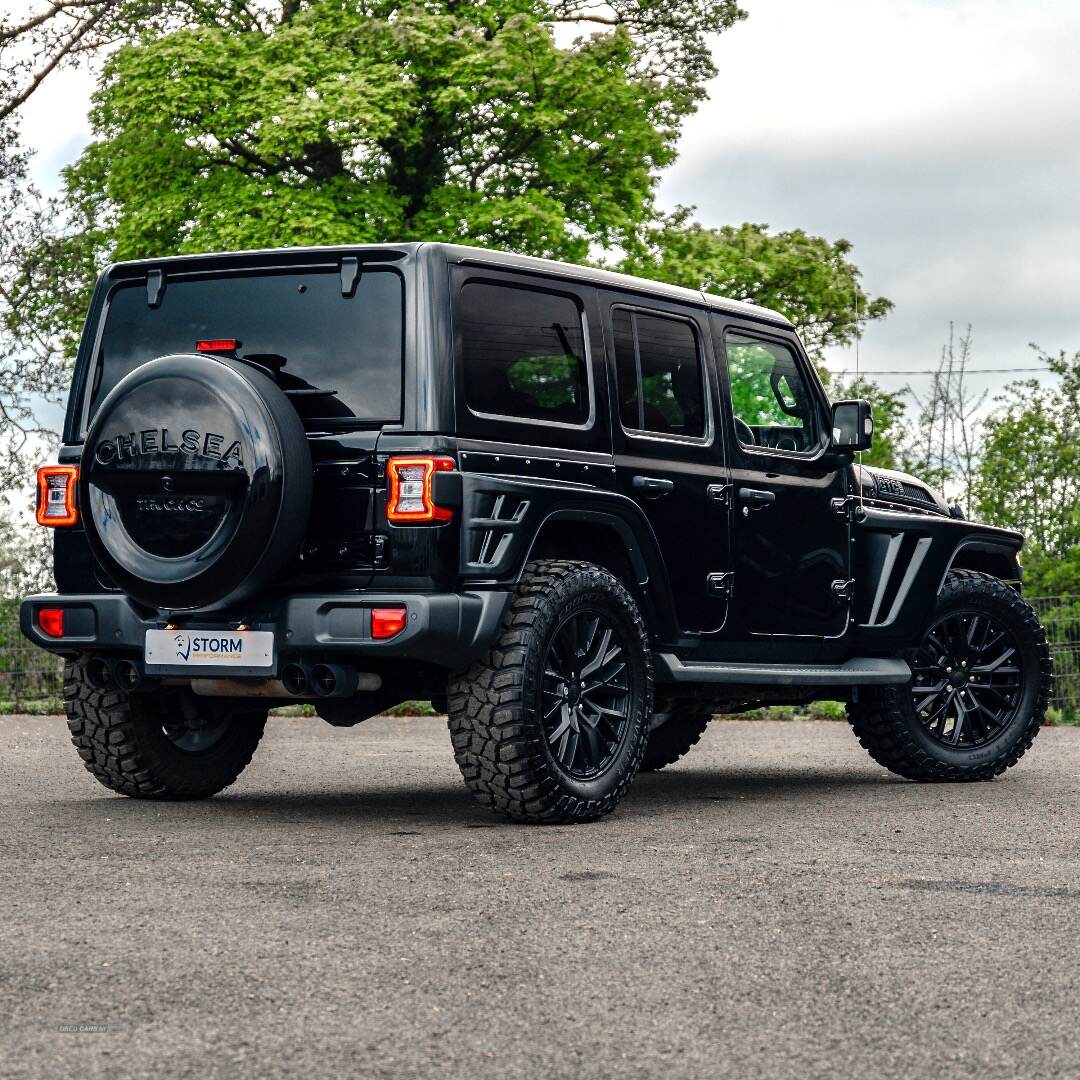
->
87 267 404 428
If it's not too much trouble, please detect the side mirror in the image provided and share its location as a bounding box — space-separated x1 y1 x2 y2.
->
831 399 873 452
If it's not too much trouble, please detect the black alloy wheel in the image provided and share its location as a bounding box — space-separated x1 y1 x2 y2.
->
159 689 233 752
447 559 653 823
847 570 1051 782
541 609 632 780
911 610 1023 748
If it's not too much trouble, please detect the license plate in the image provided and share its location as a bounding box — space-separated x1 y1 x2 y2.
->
144 629 275 669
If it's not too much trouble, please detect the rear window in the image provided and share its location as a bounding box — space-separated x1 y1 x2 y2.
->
459 281 590 426
87 268 404 427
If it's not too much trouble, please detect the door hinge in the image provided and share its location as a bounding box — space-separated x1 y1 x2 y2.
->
831 578 855 602
706 483 732 508
831 495 868 523
707 572 734 598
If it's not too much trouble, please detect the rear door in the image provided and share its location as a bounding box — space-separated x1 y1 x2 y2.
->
715 318 851 638
601 292 730 634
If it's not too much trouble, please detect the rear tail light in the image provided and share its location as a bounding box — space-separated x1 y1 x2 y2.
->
38 608 65 638
36 466 79 527
371 606 407 639
386 456 455 523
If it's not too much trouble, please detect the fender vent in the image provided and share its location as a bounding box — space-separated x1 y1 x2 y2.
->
464 492 530 571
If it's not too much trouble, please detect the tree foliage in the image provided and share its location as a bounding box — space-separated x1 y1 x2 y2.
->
619 212 892 358
63 0 744 266
972 347 1080 595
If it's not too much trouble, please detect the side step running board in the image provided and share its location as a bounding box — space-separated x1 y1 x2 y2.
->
653 655 911 687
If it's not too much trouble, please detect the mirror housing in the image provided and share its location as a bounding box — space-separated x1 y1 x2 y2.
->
831 399 873 452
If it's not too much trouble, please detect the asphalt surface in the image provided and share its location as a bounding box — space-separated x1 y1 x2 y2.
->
2 714 1079 1080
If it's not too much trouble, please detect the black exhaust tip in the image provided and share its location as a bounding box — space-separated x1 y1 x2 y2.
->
310 664 337 697
282 663 308 696
114 659 141 691
86 656 115 690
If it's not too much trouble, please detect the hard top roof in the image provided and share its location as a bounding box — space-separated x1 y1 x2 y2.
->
107 241 794 330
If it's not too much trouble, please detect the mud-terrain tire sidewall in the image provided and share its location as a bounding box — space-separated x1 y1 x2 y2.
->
64 657 267 799
849 571 1052 781
81 353 312 611
530 576 649 804
448 560 653 823
640 700 713 772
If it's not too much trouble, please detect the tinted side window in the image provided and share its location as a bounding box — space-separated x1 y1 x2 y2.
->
460 282 590 425
725 332 817 453
612 308 705 437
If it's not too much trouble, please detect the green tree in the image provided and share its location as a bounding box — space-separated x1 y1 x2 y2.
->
62 0 744 269
972 347 1080 596
619 212 892 359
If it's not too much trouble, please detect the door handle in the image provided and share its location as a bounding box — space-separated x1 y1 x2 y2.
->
632 475 674 496
738 487 776 509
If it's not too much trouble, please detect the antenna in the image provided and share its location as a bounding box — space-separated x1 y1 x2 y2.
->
854 285 865 509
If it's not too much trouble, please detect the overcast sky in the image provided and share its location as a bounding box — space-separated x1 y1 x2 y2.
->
20 0 1079 409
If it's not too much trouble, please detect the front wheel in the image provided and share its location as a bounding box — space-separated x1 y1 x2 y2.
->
848 571 1052 781
447 560 653 823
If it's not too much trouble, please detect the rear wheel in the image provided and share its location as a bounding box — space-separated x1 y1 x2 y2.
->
640 699 714 772
848 571 1051 781
447 560 652 823
64 656 266 798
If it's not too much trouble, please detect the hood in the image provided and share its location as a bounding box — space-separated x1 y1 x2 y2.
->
854 464 953 516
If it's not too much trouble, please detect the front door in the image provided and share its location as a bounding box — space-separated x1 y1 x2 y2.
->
603 295 730 634
716 320 851 638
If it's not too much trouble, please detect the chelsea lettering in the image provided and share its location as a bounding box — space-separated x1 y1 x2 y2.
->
94 428 244 467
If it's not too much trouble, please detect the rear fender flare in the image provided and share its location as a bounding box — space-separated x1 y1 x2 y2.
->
522 506 680 643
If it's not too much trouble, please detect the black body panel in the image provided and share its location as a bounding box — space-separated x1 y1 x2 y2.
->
33 242 1028 694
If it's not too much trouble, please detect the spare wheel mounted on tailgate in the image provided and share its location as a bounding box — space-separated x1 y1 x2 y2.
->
80 352 312 611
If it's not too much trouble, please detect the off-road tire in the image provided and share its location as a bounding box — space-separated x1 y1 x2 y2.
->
848 571 1051 781
640 699 714 772
64 656 267 799
447 560 653 824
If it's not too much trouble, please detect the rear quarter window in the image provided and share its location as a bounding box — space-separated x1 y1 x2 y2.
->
458 281 591 427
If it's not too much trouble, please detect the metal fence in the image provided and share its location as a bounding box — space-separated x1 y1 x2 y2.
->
2 595 1079 719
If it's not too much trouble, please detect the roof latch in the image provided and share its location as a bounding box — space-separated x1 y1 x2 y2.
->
146 269 165 308
340 256 361 298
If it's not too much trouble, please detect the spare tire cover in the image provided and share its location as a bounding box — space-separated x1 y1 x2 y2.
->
81 353 312 612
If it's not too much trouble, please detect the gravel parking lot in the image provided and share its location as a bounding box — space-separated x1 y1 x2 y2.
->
2 713 1079 1079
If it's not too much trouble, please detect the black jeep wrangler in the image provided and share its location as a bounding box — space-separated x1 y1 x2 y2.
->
22 243 1052 823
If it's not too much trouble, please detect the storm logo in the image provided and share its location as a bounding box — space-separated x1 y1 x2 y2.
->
174 634 192 661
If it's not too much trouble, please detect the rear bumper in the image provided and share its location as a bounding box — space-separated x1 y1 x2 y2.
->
20 590 512 675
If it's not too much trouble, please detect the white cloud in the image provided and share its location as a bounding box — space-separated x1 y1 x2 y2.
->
662 0 1080 398
12 0 1078 404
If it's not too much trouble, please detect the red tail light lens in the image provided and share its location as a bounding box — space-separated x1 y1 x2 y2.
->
38 608 65 638
36 466 79 527
371 606 407 639
386 456 455 523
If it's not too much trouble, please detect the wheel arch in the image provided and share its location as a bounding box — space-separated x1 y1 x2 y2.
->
522 509 680 644
939 539 1023 591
